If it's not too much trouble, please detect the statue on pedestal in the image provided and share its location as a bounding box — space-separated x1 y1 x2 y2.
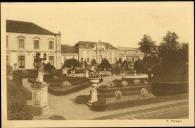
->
31 52 49 116
33 52 46 83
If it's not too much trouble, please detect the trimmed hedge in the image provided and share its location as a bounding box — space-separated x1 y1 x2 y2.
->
46 78 88 85
49 115 66 120
48 81 90 96
152 82 188 96
91 93 187 111
75 95 90 104
97 90 140 98
97 84 151 93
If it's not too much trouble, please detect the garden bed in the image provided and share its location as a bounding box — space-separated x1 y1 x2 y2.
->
89 77 154 111
48 79 90 96
91 93 188 111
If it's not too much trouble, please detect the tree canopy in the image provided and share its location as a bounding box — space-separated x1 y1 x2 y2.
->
98 58 112 70
62 58 80 68
138 34 156 56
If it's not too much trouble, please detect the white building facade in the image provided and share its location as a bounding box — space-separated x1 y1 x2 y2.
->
6 20 61 70
75 41 118 64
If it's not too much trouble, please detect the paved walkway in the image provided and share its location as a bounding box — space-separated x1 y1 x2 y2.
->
94 101 188 119
42 89 188 120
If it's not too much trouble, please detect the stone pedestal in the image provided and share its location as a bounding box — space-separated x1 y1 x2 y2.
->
31 82 49 116
88 78 99 105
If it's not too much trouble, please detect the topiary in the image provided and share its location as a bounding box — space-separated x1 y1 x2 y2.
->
61 80 72 88
121 80 128 87
115 90 122 99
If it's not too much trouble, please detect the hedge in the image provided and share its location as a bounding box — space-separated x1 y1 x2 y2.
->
152 82 188 96
97 90 140 98
46 78 88 85
75 95 90 104
97 84 151 93
91 92 188 111
48 81 90 96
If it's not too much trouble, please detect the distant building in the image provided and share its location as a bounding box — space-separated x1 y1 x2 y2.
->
6 20 61 69
75 41 118 64
61 44 78 65
117 47 144 62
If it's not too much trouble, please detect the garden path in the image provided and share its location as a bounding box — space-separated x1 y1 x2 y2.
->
39 75 187 120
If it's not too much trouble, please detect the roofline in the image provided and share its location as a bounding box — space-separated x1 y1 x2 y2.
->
6 19 59 36
6 31 59 36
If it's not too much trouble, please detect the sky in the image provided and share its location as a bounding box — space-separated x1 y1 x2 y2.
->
2 2 194 48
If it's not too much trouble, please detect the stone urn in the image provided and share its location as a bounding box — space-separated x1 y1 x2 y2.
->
87 78 100 105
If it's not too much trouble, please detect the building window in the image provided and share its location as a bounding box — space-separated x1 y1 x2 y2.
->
49 41 54 50
34 40 39 49
6 55 10 65
18 38 25 49
49 56 54 65
18 56 25 68
6 35 8 48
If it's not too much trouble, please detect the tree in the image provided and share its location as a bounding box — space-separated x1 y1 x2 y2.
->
98 58 112 70
44 63 56 74
91 59 96 66
62 58 80 68
158 31 186 66
134 59 145 73
155 31 188 82
138 35 156 56
137 35 158 74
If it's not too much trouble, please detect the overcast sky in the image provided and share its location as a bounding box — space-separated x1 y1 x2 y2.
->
3 2 194 48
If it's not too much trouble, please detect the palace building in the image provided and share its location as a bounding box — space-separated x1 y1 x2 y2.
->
61 44 79 64
6 20 62 69
6 20 143 70
117 47 144 62
74 41 118 64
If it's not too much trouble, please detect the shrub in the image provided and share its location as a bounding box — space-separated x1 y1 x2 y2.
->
134 59 146 73
7 64 13 75
121 80 128 87
44 63 56 74
91 100 106 111
61 80 72 88
62 58 80 68
98 58 112 70
75 95 90 104
91 59 97 66
49 115 66 120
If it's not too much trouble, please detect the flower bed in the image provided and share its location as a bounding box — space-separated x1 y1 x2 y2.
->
48 79 90 96
90 77 153 111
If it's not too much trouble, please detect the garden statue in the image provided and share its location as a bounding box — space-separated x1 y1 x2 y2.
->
31 52 49 116
33 52 47 83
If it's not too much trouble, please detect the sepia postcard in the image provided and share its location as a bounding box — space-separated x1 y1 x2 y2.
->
1 2 194 127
